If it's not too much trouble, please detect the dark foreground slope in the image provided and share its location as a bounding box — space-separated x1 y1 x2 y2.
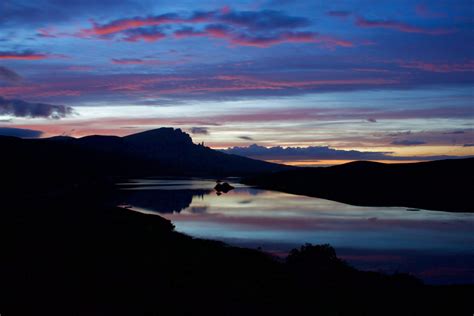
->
244 158 474 212
0 181 472 315
0 128 287 181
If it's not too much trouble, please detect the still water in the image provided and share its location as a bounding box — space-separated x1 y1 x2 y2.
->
116 178 474 284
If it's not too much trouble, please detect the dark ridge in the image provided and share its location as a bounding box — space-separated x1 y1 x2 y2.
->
243 158 474 212
1 128 289 182
1 181 472 315
123 127 193 146
43 135 75 142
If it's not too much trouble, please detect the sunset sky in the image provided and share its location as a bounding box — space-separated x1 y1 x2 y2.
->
0 0 473 164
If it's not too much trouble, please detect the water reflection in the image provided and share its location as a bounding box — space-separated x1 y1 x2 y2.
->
116 178 474 284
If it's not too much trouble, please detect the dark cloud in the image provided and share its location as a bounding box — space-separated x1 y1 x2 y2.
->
367 118 377 123
77 9 350 48
222 144 394 161
110 58 164 65
173 24 351 47
122 27 166 42
443 130 465 134
83 9 309 37
463 143 474 147
0 96 74 119
190 206 208 214
174 26 205 37
0 66 22 82
0 127 43 138
387 131 412 137
111 58 145 64
221 144 469 161
391 140 426 146
218 9 310 30
190 127 209 135
238 136 254 141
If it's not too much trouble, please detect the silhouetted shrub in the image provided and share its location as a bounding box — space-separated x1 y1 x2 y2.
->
287 243 349 270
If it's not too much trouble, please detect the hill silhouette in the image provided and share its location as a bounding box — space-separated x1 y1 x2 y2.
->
1 128 288 188
1 128 473 314
1 180 472 315
244 158 474 212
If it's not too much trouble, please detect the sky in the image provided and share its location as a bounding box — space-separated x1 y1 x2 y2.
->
0 0 473 165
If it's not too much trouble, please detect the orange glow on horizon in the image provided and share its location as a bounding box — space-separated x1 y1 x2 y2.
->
265 159 426 167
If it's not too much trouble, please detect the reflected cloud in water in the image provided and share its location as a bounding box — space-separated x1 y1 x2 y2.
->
115 178 474 284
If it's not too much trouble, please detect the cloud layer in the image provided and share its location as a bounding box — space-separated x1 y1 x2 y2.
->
221 144 469 162
0 0 472 161
0 50 50 60
0 97 73 119
74 9 350 48
0 127 43 138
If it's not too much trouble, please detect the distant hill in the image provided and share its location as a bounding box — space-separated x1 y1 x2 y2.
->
243 158 474 212
0 128 288 184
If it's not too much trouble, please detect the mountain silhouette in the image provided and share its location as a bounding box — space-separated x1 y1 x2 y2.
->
1 128 288 185
123 127 193 146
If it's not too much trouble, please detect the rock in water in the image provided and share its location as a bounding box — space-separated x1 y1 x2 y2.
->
214 182 235 193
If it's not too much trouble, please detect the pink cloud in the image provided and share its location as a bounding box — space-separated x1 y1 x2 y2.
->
200 105 472 124
0 72 398 102
356 16 454 35
77 10 351 48
79 15 183 37
220 6 231 14
398 60 474 73
0 51 50 60
177 26 353 48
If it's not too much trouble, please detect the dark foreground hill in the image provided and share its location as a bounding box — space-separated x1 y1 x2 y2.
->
0 128 287 183
244 158 474 212
0 181 472 315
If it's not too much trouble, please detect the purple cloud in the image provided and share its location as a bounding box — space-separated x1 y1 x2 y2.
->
189 127 209 135
122 27 166 42
355 16 454 35
76 9 351 48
